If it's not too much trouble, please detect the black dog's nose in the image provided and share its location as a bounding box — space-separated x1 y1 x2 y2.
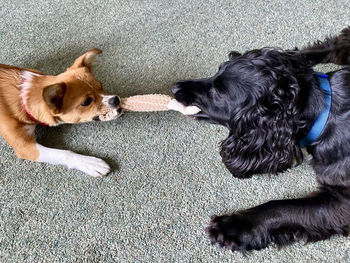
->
108 96 120 107
172 83 182 94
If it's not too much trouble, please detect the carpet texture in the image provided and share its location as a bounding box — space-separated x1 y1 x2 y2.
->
1 0 350 262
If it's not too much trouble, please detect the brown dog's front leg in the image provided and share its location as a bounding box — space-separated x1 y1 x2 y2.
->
1 122 110 177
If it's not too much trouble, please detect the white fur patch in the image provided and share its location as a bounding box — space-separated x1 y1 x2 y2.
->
101 95 115 105
167 99 201 115
20 71 41 105
36 144 110 177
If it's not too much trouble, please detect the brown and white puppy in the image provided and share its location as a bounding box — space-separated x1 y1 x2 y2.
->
0 48 122 177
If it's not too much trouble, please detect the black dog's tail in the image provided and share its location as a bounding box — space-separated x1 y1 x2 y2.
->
301 26 350 65
331 26 350 65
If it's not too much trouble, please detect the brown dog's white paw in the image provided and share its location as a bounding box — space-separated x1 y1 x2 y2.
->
36 144 111 177
71 155 111 177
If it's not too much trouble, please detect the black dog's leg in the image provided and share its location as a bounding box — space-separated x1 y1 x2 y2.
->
207 185 350 252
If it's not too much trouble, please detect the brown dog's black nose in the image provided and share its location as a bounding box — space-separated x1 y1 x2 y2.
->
108 96 120 107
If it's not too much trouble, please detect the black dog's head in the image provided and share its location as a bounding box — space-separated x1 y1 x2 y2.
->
172 48 305 178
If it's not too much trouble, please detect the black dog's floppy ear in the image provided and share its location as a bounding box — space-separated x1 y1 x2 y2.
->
220 71 303 178
228 51 242 60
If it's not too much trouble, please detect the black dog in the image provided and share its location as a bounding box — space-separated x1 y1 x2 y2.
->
172 27 350 252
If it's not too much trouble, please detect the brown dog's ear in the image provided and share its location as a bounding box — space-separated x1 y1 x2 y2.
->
67 48 102 71
42 83 66 114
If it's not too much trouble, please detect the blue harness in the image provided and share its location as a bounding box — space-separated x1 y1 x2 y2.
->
299 73 332 147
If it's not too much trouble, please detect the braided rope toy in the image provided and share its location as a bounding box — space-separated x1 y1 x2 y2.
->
99 94 201 121
121 94 172 112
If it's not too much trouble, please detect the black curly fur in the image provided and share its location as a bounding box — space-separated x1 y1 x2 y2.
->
172 27 350 252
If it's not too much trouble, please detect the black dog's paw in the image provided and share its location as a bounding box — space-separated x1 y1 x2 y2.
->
206 213 269 252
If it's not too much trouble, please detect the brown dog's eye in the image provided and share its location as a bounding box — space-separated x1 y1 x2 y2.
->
81 97 93 106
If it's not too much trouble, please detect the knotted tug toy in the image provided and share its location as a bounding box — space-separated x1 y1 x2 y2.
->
100 94 201 121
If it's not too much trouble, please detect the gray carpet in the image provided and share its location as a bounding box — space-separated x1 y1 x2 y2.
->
1 0 350 262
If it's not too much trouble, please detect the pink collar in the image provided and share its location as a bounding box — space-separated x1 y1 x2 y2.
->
21 77 49 126
22 102 49 126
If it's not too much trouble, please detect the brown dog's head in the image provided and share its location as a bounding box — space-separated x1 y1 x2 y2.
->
21 48 122 126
